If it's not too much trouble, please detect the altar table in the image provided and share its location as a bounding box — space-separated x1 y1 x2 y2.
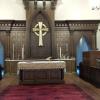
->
17 61 66 84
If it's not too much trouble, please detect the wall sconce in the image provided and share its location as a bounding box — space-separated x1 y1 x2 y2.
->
88 0 100 10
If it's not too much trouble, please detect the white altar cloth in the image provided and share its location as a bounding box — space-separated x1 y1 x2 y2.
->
17 61 66 70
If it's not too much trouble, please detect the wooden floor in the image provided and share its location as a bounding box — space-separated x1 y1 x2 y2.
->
0 73 100 100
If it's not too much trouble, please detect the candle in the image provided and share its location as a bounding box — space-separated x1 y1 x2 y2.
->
57 44 59 58
59 46 62 58
12 43 14 59
22 44 24 60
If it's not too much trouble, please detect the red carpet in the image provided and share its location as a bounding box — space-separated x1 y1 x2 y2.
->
0 84 93 100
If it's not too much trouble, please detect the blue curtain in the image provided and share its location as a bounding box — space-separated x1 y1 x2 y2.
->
0 42 4 79
76 37 91 75
0 43 4 67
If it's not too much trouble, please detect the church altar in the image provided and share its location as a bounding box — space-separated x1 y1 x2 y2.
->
5 58 75 74
17 61 66 84
17 61 65 70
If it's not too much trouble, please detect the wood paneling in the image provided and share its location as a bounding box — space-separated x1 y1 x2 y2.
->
10 31 26 59
80 63 100 86
71 31 93 56
5 60 19 74
65 59 76 73
83 51 100 66
25 0 55 58
0 20 26 59
0 20 99 60
80 51 100 86
19 69 64 84
55 20 99 57
55 25 69 58
5 59 75 74
30 12 52 58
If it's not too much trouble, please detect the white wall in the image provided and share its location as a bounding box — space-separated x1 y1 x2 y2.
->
0 0 26 20
55 0 100 20
0 0 100 20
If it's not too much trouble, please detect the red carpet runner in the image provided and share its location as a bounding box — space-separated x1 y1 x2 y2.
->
0 84 93 100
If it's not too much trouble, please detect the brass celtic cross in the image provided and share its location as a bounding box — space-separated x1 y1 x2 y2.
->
33 22 48 46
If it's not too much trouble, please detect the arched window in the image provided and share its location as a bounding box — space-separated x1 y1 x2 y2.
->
0 42 4 79
76 36 91 75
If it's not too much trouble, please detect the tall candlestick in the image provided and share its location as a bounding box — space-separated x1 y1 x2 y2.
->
59 46 62 59
12 43 14 59
22 44 24 60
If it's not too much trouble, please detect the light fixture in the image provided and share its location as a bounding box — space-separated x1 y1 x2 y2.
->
88 0 100 10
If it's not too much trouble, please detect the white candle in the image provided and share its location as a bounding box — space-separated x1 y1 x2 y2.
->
57 44 59 58
22 44 24 60
13 43 14 59
60 46 62 58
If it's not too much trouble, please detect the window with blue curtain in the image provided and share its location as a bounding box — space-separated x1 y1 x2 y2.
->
76 36 91 75
0 42 4 79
